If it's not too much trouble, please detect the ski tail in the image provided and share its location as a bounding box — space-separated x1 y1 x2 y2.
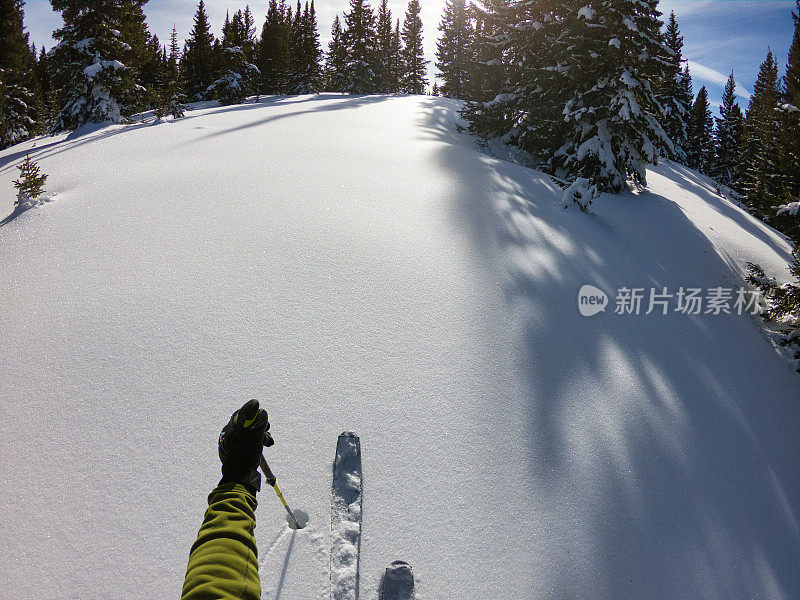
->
380 560 414 600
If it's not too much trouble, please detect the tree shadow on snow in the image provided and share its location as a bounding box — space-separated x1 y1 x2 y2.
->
0 193 58 227
416 100 800 599
0 120 152 176
0 204 26 227
187 94 392 143
0 96 311 176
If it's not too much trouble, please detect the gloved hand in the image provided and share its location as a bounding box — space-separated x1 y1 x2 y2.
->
218 399 274 494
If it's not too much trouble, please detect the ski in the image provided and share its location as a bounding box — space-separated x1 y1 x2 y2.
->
331 431 363 600
380 560 414 600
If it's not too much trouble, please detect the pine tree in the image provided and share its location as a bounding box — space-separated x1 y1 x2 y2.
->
242 6 257 62
400 0 428 94
209 8 260 104
391 19 404 91
777 2 800 210
0 0 38 148
738 50 781 218
305 1 322 91
460 0 543 144
222 8 257 59
548 0 673 192
686 86 713 173
119 0 161 110
49 0 135 131
34 45 57 131
182 0 216 100
287 1 321 93
659 11 691 163
287 1 304 91
458 0 514 141
13 153 47 209
466 0 508 103
169 24 181 73
157 25 185 118
788 1 800 105
342 0 379 93
710 73 742 185
431 81 439 95
376 0 400 92
461 0 520 148
435 0 473 99
325 15 348 91
257 0 292 93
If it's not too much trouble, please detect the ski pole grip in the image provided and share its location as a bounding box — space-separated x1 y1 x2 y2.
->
259 455 277 487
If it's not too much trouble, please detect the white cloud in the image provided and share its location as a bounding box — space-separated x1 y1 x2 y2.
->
686 60 752 100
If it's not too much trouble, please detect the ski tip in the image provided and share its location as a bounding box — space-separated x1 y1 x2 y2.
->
334 431 362 464
380 561 414 600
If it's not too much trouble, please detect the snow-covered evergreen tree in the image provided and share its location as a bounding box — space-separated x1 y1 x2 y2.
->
342 0 379 93
182 0 216 100
466 0 509 104
711 73 742 185
49 0 135 132
305 1 322 91
325 15 348 91
222 8 257 63
286 2 302 90
777 2 800 209
391 19 404 91
686 85 713 173
257 0 292 93
549 0 673 192
118 0 160 111
659 11 692 163
738 50 781 218
460 0 539 147
34 45 58 131
242 6 258 62
435 0 473 98
0 0 37 148
156 25 185 119
208 9 260 105
207 47 259 105
287 1 321 93
169 25 181 75
788 1 800 103
400 0 427 94
376 0 401 93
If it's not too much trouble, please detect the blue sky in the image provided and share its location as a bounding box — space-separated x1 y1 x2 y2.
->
21 0 798 111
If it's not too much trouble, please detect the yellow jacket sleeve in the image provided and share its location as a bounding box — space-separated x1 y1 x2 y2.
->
180 483 261 600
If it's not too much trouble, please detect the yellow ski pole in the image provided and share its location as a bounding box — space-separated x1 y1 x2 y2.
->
259 454 302 529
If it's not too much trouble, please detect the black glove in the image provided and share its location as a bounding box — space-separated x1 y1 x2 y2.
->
218 399 274 494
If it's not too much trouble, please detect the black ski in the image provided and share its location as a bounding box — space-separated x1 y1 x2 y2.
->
331 431 363 600
380 560 414 600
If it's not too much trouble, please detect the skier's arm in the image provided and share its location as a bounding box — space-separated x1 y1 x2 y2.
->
180 399 274 600
180 483 261 600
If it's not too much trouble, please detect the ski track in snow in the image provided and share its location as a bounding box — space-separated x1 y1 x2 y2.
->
0 94 798 600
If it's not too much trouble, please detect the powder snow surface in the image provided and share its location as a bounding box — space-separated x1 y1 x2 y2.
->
1 95 798 600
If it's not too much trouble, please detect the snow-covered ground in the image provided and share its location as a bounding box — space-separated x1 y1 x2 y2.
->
1 94 798 600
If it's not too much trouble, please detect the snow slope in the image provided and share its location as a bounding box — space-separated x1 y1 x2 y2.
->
1 94 798 600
